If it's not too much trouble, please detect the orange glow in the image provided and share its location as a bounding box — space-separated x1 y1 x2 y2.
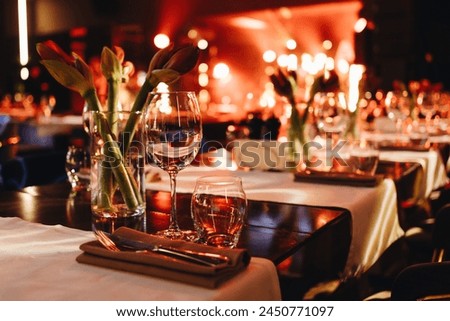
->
70 27 88 38
230 17 266 30
192 1 361 108
276 257 293 272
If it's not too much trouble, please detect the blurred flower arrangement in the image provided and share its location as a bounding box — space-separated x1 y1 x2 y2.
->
36 40 199 212
269 67 342 157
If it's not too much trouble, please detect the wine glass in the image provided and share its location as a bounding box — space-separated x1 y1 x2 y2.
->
65 145 90 193
313 92 349 144
191 176 247 248
417 91 439 121
384 90 410 135
145 91 203 240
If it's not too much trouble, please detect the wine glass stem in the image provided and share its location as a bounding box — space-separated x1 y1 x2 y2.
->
168 171 179 231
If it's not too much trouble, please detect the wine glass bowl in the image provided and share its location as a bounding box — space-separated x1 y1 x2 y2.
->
384 91 411 134
145 91 202 240
417 91 439 120
313 92 349 142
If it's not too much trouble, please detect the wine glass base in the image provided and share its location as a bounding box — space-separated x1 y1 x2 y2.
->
155 229 198 242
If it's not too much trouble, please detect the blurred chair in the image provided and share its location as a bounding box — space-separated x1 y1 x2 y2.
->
390 262 450 300
366 204 450 300
431 203 450 262
1 150 67 190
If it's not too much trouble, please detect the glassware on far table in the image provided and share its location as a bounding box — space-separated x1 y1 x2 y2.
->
385 90 411 134
65 145 90 193
417 91 439 121
191 176 247 248
145 91 203 240
348 140 379 176
313 92 349 144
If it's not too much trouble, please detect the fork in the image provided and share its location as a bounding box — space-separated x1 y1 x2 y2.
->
94 230 121 252
93 230 229 267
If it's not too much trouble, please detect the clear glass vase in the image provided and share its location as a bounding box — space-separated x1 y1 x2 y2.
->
89 110 146 233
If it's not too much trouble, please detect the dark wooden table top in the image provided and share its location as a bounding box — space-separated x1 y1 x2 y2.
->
0 182 352 269
0 160 424 271
0 159 426 299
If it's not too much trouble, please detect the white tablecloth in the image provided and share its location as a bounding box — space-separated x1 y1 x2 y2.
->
379 150 448 198
146 165 403 276
360 132 449 196
34 115 83 137
0 217 281 301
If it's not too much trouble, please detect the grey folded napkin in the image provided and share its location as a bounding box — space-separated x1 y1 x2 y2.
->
77 227 251 289
294 170 383 187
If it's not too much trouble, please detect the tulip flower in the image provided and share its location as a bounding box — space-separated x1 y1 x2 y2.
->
123 43 200 152
269 68 308 160
36 41 101 113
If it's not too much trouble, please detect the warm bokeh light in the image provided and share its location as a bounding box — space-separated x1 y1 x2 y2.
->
198 63 208 73
154 33 170 49
198 73 209 87
259 82 276 108
18 0 28 66
212 62 230 79
325 57 335 71
198 89 210 106
20 67 29 80
348 64 365 113
279 7 292 19
136 70 146 87
354 17 368 33
187 29 198 39
197 39 208 50
262 50 277 63
287 54 297 71
156 82 169 93
322 40 333 50
277 54 289 68
230 17 266 30
337 59 350 75
264 66 275 76
286 39 297 50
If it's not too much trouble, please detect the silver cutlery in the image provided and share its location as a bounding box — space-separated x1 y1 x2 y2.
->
94 230 230 267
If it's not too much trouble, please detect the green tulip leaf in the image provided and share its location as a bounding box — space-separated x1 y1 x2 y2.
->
40 60 91 94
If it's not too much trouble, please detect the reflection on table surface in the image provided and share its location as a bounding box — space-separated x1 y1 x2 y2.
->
0 182 351 279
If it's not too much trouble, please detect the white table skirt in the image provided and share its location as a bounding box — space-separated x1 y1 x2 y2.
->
361 131 449 197
146 165 404 276
379 150 448 198
0 217 281 301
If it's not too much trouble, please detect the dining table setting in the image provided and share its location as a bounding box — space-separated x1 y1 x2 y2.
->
1 124 448 301
0 41 449 301
0 76 449 300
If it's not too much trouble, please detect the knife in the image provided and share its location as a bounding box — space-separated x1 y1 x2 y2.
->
106 233 231 267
